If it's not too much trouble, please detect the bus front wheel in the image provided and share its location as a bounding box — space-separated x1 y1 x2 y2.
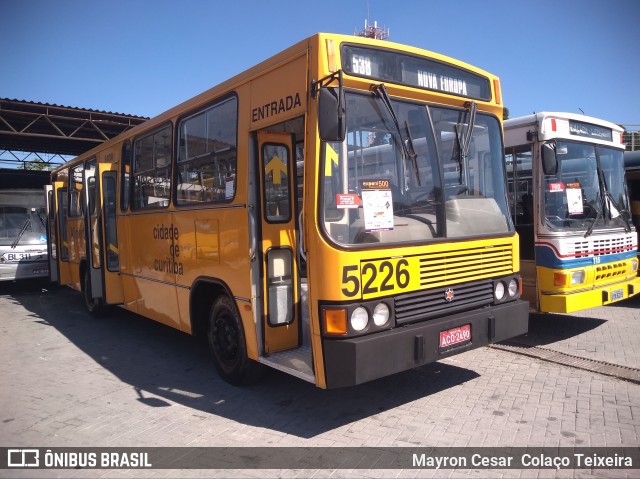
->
208 295 262 385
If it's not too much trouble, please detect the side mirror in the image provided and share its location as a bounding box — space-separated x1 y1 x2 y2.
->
541 142 558 176
318 87 346 142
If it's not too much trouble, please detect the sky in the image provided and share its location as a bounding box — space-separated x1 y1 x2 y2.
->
1 0 639 127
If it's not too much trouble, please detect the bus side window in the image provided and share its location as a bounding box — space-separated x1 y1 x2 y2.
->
262 143 291 222
506 145 534 226
132 124 172 210
103 172 119 271
176 97 238 205
121 140 131 212
69 164 84 217
511 145 534 260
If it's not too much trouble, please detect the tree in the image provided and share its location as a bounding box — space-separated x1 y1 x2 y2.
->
503 107 510 121
22 159 54 171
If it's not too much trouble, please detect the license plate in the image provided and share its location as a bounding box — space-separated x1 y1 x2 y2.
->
439 324 471 349
1 252 45 263
610 288 624 301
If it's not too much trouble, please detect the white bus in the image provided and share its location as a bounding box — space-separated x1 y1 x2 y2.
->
0 169 50 281
504 112 640 313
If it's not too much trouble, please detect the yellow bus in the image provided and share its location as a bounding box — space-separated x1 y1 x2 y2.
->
48 33 528 389
505 112 640 313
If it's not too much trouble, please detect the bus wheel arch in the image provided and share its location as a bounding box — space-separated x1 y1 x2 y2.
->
189 278 229 338
192 279 262 385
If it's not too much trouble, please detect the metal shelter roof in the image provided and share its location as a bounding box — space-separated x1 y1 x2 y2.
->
0 98 149 157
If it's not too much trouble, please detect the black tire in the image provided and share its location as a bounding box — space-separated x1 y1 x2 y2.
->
208 295 262 385
83 270 106 317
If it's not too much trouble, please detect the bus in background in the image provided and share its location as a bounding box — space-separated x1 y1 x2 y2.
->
504 112 640 313
624 150 640 254
48 32 528 389
0 169 49 281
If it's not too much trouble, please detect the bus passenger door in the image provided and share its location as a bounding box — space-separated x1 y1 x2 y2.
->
45 185 58 283
257 131 300 353
84 161 103 300
55 182 73 286
99 163 124 304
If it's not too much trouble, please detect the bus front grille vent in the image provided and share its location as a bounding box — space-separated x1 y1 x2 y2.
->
394 279 494 325
417 243 513 288
595 262 627 281
573 237 635 258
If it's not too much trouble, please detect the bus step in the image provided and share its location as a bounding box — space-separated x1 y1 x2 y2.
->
260 345 315 384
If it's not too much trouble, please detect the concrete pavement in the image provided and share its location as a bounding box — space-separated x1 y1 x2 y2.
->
1 280 639 478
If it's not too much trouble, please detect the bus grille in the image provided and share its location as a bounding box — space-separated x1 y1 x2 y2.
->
595 262 627 281
395 279 493 325
572 236 635 258
418 243 513 288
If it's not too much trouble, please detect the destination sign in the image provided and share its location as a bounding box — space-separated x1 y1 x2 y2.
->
342 45 491 101
569 120 612 141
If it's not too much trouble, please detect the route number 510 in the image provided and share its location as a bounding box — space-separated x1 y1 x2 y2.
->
341 259 411 298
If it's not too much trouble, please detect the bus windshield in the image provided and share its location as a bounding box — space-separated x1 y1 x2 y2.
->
0 191 47 247
543 142 630 232
321 91 512 246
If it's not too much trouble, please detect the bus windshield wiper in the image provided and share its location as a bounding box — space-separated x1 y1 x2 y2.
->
604 191 632 232
404 120 421 186
11 213 32 249
584 201 602 238
597 166 632 232
35 209 47 230
455 101 477 184
371 84 419 184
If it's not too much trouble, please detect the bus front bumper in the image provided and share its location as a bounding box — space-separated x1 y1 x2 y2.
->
322 299 529 389
539 277 640 313
0 261 49 281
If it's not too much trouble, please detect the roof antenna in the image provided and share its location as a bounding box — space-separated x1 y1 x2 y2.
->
578 107 585 115
354 0 389 39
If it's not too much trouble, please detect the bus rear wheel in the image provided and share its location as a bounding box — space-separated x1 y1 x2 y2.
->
208 295 261 385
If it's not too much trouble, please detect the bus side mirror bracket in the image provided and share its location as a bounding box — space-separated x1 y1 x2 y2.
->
541 141 558 176
313 71 346 142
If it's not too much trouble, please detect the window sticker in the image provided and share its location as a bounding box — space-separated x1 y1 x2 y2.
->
566 183 583 215
549 182 565 192
336 193 362 209
360 179 394 232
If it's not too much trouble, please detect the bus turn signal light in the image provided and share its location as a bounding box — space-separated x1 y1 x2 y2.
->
554 272 567 286
324 308 347 335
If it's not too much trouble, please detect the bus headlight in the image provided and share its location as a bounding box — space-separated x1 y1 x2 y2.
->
350 307 369 332
632 259 638 272
372 303 390 327
494 282 505 300
508 278 518 297
570 270 585 285
554 270 585 286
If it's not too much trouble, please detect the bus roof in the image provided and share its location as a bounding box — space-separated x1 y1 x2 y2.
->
505 112 623 133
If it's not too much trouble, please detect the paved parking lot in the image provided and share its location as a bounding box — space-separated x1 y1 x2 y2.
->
1 280 639 478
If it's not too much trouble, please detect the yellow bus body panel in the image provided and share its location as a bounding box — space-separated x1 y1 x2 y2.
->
537 259 640 313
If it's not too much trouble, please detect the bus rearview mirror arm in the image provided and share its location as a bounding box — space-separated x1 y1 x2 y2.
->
313 70 346 142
